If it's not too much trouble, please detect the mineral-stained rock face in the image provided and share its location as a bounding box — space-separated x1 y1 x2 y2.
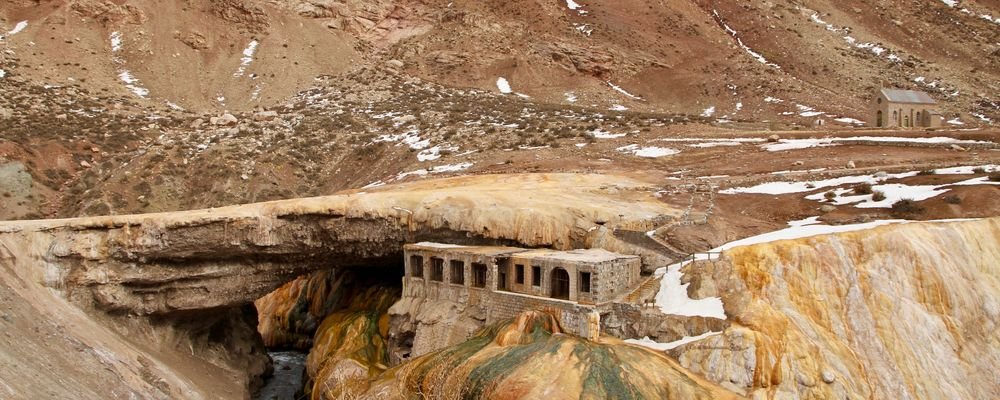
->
256 270 345 349
673 218 1000 399
360 310 741 399
305 284 399 400
0 174 672 399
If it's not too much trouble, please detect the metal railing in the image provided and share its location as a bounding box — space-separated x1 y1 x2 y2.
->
678 251 724 264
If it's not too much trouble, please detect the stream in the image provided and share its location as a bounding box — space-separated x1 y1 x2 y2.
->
254 351 308 400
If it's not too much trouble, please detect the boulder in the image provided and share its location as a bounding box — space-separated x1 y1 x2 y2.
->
768 134 781 142
253 111 279 121
386 59 404 69
214 113 238 126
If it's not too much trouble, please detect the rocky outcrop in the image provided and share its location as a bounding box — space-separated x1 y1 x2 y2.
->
0 173 675 399
0 174 673 316
211 0 270 34
360 310 741 399
256 270 342 349
672 218 1000 399
69 0 148 25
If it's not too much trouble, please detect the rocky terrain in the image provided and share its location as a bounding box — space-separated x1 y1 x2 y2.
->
2 0 1000 399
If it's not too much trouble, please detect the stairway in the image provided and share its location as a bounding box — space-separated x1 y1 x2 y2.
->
622 275 662 305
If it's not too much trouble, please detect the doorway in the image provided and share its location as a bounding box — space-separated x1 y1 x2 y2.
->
550 268 570 300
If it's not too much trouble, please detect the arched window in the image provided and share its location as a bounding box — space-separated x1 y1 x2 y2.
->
904 115 910 127
877 98 882 104
877 111 883 127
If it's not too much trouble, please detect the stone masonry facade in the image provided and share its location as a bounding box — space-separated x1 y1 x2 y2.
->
402 242 642 338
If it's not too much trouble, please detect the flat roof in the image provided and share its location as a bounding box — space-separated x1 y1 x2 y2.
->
512 248 639 264
405 242 529 257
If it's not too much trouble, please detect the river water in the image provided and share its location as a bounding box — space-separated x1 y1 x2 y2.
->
254 351 308 400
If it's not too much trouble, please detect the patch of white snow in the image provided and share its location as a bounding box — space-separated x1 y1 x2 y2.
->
234 40 259 77
625 332 722 351
496 77 512 94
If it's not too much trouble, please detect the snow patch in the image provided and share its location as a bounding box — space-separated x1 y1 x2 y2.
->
565 0 588 15
496 77 512 94
655 263 726 319
417 145 458 162
234 40 259 78
375 129 430 150
118 70 149 97
713 10 780 68
807 184 950 208
701 106 716 117
590 129 626 139
762 136 991 152
834 117 866 125
606 81 643 100
110 31 123 52
1 21 28 40
788 216 822 227
617 145 679 158
626 331 722 351
396 162 473 180
721 171 919 195
972 113 993 123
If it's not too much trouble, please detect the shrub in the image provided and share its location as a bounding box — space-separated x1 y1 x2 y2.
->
972 167 986 174
989 173 1000 182
891 199 925 215
853 183 873 195
872 191 887 202
917 169 936 176
824 191 836 201
943 195 962 204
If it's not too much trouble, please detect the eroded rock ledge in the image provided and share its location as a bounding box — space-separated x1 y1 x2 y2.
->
1 174 676 315
0 173 678 399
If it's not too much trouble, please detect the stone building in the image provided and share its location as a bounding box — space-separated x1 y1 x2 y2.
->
505 248 642 304
400 242 642 337
871 88 943 128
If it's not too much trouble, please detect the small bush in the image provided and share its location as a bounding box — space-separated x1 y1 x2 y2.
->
891 199 925 215
989 173 1000 182
824 191 836 200
972 167 986 174
872 191 887 202
917 169 936 176
943 195 962 204
853 183 873 195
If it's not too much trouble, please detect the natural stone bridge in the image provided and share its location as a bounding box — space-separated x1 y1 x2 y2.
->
0 174 683 398
0 174 678 316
